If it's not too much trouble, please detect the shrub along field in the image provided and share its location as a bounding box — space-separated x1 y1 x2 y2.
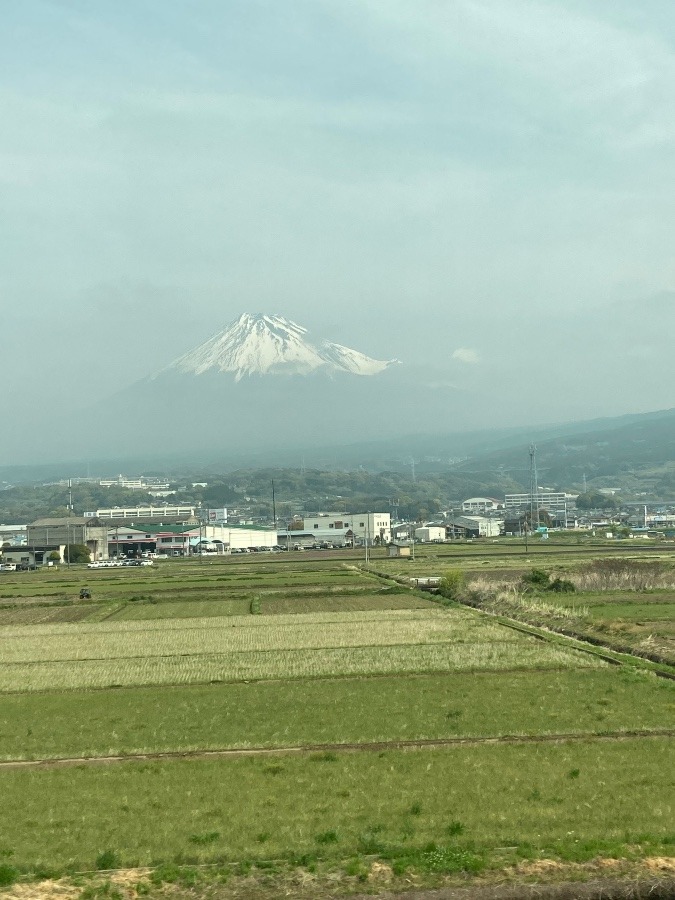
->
444 558 675 666
0 551 672 895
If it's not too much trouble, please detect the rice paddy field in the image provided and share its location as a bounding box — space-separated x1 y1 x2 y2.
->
0 552 673 897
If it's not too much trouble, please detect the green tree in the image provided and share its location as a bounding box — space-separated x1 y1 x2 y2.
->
439 570 465 601
63 544 91 564
575 490 618 510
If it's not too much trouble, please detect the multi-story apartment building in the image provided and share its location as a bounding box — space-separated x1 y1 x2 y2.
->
504 492 572 513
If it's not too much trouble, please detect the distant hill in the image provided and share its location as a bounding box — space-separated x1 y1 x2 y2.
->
446 407 675 498
4 311 674 488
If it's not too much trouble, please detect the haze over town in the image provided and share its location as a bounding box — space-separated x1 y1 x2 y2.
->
2 1 675 465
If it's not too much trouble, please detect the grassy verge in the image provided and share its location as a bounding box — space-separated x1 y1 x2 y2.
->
456 588 675 670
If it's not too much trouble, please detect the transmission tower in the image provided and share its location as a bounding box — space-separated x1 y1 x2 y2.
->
529 444 539 531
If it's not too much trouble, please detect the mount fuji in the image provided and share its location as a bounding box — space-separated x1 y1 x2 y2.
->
160 313 398 380
23 313 473 463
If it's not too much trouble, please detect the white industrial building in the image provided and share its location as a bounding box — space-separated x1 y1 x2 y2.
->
277 528 352 549
504 492 574 513
302 512 391 544
204 524 275 549
415 526 446 542
461 497 502 513
447 516 501 538
99 476 171 490
85 505 198 521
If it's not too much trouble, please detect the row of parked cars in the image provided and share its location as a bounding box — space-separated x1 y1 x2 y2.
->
87 558 154 568
230 546 282 554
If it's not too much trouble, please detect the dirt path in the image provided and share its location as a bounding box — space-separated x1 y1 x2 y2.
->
349 877 675 900
0 728 672 771
4 867 675 900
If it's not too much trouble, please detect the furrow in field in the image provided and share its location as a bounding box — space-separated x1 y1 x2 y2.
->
0 729 671 770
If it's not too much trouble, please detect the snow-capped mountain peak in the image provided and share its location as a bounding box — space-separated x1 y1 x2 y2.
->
162 313 396 380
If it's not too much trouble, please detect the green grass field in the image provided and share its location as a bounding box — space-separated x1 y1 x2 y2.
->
0 552 672 891
0 668 670 761
1 740 672 871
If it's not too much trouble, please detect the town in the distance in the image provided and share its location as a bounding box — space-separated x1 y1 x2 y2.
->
2 460 673 571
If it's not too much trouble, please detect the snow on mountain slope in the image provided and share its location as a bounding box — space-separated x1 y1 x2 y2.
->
162 313 396 380
318 340 392 375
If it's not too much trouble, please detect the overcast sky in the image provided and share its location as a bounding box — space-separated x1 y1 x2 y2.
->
1 0 674 427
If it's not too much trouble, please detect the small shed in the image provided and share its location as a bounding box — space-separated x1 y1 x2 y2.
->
388 543 411 558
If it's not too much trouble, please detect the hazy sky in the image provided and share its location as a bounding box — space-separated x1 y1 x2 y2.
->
2 0 674 426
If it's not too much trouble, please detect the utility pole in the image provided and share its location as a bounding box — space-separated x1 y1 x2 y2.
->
272 480 277 530
529 444 539 532
364 514 370 565
66 479 73 569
